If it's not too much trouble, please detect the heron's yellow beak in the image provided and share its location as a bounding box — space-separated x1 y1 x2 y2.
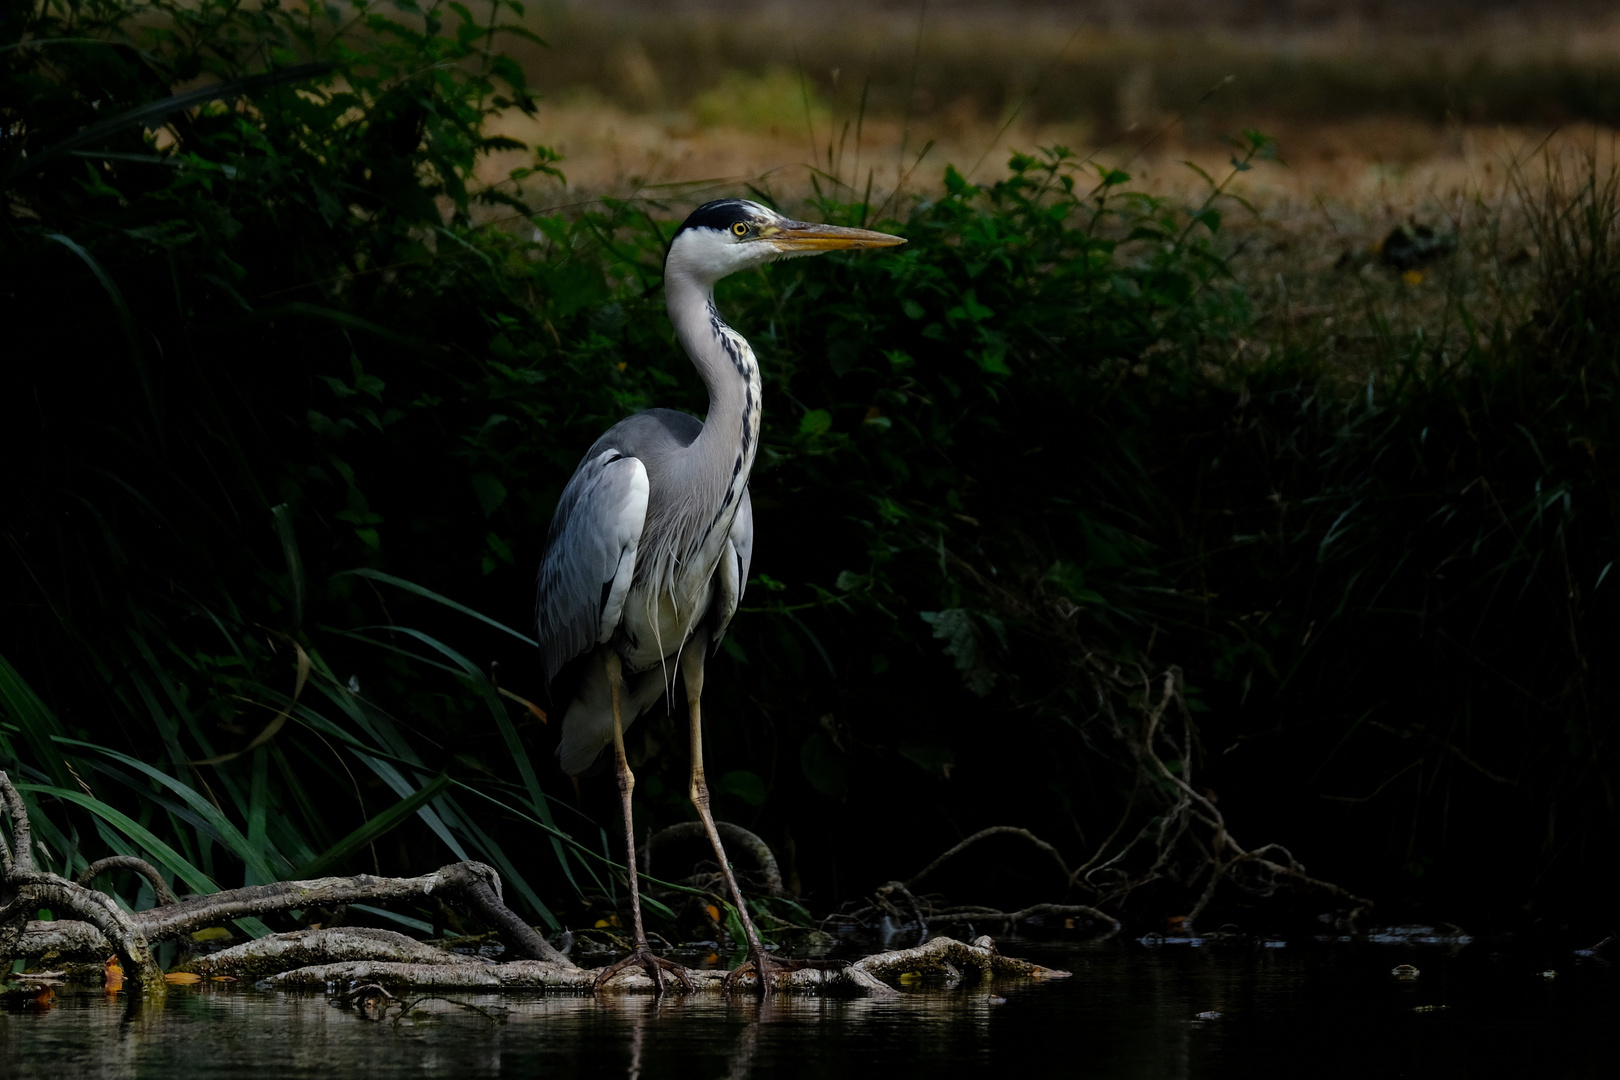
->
763 221 906 252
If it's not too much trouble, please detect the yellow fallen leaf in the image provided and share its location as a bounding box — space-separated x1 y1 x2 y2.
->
1402 269 1424 285
496 686 548 724
898 971 922 984
103 955 124 992
704 904 720 923
164 972 202 984
191 927 233 942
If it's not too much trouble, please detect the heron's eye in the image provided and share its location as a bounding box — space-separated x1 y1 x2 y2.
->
731 222 749 237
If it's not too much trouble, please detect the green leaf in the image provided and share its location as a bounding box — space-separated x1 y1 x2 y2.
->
339 569 538 646
798 409 833 438
799 732 848 797
899 742 956 778
271 504 306 631
717 770 767 806
55 738 287 885
294 773 452 879
471 473 508 517
640 893 678 920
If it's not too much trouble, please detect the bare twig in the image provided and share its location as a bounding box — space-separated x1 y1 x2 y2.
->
923 902 1120 932
76 856 178 906
936 547 1376 924
904 826 1072 893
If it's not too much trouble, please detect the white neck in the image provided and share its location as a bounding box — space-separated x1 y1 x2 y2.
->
661 272 761 558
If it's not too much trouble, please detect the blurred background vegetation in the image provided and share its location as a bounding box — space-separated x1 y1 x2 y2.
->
2 0 1616 954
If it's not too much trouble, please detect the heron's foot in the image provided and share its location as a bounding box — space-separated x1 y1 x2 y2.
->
721 952 850 996
593 946 696 997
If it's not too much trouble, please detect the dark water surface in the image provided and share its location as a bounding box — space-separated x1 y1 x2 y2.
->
2 939 1613 1078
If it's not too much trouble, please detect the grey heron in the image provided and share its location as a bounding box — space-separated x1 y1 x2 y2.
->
535 199 904 994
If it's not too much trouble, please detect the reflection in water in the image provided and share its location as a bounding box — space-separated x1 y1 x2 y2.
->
1 941 1616 1079
594 987 999 1080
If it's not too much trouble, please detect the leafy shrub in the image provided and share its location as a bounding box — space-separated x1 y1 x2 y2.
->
3 0 1615 936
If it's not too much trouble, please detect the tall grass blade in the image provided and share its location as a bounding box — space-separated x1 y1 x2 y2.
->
18 783 215 894
0 653 75 788
293 772 452 879
340 569 540 647
55 737 287 884
271 504 306 631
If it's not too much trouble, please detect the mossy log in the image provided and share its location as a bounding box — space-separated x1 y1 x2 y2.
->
191 930 1065 996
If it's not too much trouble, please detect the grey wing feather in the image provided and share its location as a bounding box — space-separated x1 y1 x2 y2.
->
535 449 649 685
711 485 753 649
733 485 753 604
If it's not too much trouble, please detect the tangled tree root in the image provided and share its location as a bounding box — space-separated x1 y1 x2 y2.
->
906 549 1376 929
2 770 1063 997
1079 663 1373 923
641 821 785 896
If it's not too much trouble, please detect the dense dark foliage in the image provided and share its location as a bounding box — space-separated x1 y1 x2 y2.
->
2 1 1615 945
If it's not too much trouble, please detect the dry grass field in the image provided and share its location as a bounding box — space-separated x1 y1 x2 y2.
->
491 127 1601 381
462 3 1620 373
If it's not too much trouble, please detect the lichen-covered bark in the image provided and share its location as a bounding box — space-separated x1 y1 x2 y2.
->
177 927 483 980
238 936 1060 996
264 956 899 994
2 772 166 993
850 935 1072 983
9 861 568 968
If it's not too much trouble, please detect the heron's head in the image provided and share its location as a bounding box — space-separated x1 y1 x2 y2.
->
667 199 905 287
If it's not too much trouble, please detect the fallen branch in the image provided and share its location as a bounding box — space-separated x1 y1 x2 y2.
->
10 861 569 967
4 770 1066 1002
178 926 485 980
76 856 178 905
850 935 1072 984
1 770 567 989
1 771 166 993
254 935 1061 996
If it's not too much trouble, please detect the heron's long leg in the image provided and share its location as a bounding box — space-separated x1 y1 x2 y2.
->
680 643 776 994
593 652 693 995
